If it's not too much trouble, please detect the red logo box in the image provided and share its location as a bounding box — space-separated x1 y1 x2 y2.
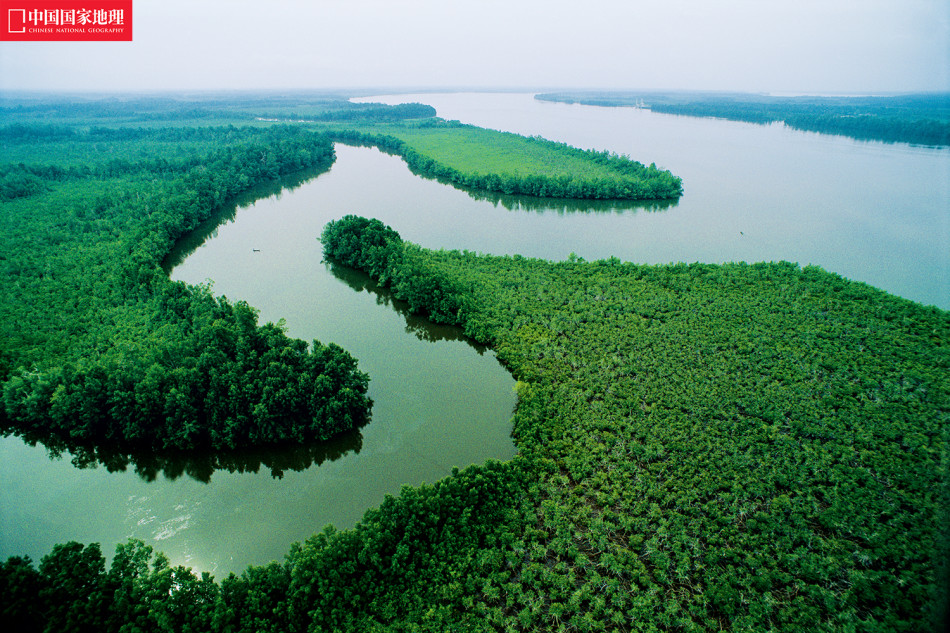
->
1 0 132 41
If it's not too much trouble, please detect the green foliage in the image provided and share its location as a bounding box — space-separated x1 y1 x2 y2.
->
321 215 404 279
0 555 43 633
0 121 372 453
324 122 683 200
315 217 949 632
0 539 221 633
4 95 947 632
287 460 528 631
257 101 436 122
0 94 430 131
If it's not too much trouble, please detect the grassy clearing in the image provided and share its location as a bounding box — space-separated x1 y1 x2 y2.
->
376 123 643 179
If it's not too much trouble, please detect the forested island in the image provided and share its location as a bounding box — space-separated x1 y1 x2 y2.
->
1 94 947 632
536 91 950 147
322 122 683 200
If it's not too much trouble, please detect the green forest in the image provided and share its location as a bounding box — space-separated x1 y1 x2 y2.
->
1 95 948 632
0 94 680 459
315 217 949 632
320 121 683 200
0 123 373 454
536 91 950 147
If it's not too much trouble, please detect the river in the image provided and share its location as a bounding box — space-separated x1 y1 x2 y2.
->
1 92 946 576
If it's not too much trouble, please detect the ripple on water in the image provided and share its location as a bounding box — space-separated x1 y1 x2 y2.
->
153 514 192 541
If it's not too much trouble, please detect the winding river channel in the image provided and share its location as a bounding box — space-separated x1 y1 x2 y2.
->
1 92 947 576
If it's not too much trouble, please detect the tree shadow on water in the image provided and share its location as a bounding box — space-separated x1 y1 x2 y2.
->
161 165 332 273
464 188 679 214
5 426 363 484
324 260 493 354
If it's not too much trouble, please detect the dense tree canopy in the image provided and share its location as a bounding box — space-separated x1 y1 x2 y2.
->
5 214 946 631
0 124 372 453
314 217 950 631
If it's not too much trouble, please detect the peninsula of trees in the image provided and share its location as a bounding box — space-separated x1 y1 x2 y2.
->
1 123 373 454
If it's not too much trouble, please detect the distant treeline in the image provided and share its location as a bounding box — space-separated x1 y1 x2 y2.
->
0 96 434 126
537 91 950 146
0 124 319 199
257 102 436 122
0 98 219 122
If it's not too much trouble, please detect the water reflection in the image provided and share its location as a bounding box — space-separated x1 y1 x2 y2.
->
163 147 677 279
161 164 332 273
325 259 492 350
7 426 362 484
330 137 679 215
465 188 678 214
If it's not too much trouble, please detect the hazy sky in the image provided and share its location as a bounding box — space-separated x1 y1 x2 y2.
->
1 0 947 94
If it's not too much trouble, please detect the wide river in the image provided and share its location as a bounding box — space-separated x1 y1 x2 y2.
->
1 92 947 576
